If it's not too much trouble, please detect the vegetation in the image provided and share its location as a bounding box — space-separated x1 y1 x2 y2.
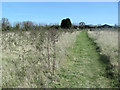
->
2 28 79 88
2 18 12 31
61 18 72 29
1 17 119 88
1 18 117 31
88 28 119 87
50 31 116 88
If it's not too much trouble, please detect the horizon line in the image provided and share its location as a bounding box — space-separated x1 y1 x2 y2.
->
1 17 116 26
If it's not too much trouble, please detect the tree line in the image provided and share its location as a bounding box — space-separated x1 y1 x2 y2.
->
1 17 115 31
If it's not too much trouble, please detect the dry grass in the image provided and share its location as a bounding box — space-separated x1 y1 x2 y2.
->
88 28 118 80
56 31 79 68
2 29 79 88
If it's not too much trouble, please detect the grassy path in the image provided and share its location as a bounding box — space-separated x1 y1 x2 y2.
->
53 31 113 88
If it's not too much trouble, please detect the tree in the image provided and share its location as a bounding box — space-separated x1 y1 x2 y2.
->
14 22 21 30
79 22 85 29
50 25 60 29
61 19 66 29
2 18 11 31
79 22 85 26
66 18 72 29
22 21 34 31
61 18 72 29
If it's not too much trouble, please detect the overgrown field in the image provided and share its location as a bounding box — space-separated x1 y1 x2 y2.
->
88 28 119 87
2 29 79 88
1 29 119 88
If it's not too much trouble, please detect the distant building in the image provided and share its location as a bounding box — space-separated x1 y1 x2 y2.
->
97 24 113 28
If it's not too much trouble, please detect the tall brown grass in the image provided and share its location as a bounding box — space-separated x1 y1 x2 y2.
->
2 29 79 88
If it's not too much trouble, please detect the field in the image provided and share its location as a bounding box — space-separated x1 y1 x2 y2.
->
88 28 119 87
1 28 119 88
88 28 118 68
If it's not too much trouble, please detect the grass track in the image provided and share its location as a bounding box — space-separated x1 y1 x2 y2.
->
52 31 113 88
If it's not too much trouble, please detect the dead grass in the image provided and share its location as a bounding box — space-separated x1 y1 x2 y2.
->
2 29 79 88
88 28 118 84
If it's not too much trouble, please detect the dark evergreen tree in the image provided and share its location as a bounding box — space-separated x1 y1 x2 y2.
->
66 18 72 29
61 18 72 29
61 19 66 28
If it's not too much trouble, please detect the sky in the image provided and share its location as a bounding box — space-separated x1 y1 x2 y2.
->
2 2 118 25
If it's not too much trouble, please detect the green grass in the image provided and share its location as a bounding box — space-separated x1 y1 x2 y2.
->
51 31 114 88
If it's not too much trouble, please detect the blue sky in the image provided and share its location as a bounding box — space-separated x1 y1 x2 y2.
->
2 2 118 25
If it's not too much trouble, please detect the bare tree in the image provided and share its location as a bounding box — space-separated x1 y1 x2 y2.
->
2 18 11 31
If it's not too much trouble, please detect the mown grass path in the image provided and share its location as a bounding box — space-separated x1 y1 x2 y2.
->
53 31 113 88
